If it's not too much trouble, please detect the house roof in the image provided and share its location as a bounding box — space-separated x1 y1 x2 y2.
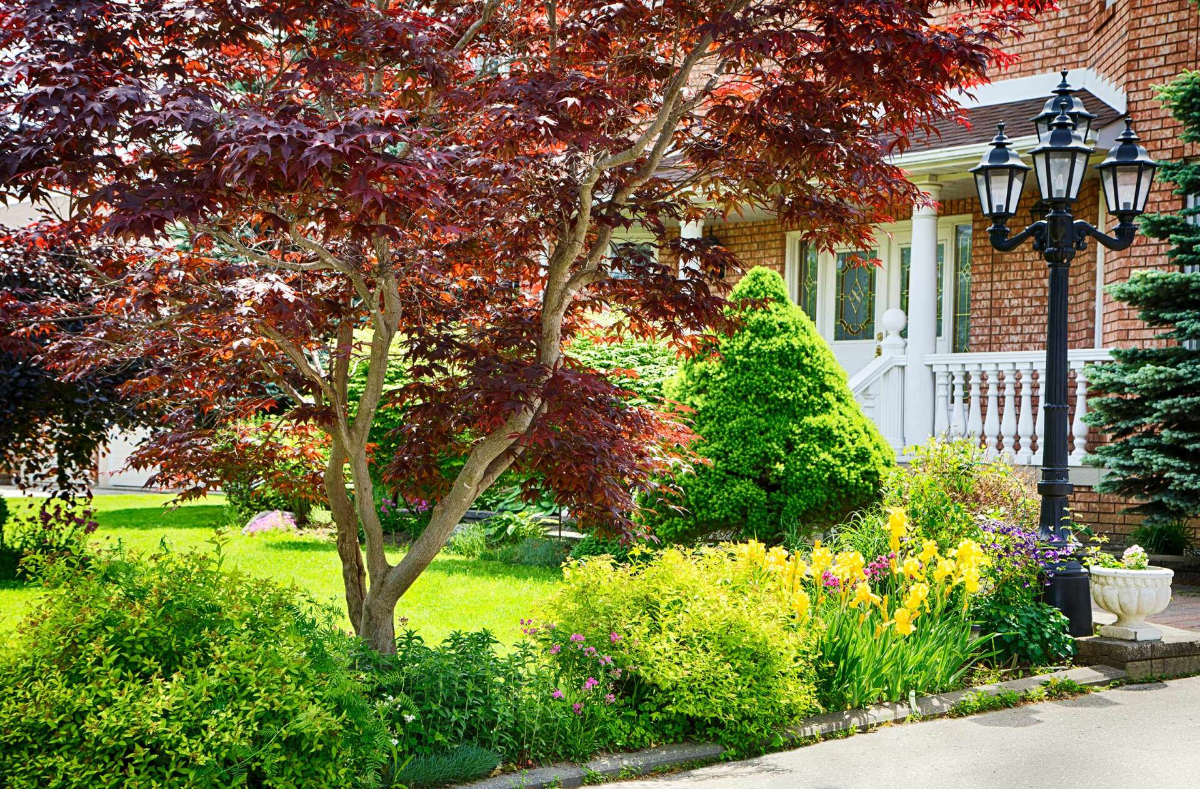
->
906 90 1123 152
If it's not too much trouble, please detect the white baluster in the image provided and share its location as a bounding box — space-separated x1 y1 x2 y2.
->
934 366 950 437
966 364 983 444
859 392 876 423
1033 362 1046 465
982 363 1000 457
1070 364 1091 464
949 368 967 438
1000 363 1018 458
1016 363 1034 465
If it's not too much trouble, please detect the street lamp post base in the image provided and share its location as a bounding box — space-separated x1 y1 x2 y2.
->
1042 551 1093 637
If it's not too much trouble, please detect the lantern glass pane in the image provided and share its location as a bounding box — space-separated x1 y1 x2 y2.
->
1068 151 1088 201
974 172 990 214
1008 169 1027 214
987 169 1014 215
1135 165 1154 212
1046 151 1076 199
1033 152 1051 200
1036 118 1050 141
1102 168 1120 214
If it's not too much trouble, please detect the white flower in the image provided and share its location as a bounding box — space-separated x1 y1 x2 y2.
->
391 738 399 747
1122 544 1149 570
403 713 416 723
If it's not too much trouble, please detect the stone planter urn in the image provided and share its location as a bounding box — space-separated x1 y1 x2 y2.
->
1090 566 1174 641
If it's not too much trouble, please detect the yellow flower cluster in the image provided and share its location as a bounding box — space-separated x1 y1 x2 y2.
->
731 509 989 638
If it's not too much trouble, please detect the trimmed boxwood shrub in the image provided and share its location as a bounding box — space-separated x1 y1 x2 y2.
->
0 546 388 789
657 266 893 543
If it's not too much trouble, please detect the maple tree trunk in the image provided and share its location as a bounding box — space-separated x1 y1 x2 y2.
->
324 440 367 634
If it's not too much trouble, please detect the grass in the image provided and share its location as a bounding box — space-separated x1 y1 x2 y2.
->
1 493 562 646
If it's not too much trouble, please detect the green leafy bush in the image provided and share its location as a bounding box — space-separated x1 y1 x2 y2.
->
566 333 681 406
975 598 1077 666
537 547 819 751
884 439 1039 548
657 266 893 543
447 521 490 558
224 475 315 526
1128 520 1193 556
0 545 387 789
0 497 97 581
448 512 568 567
361 630 617 766
481 536 569 568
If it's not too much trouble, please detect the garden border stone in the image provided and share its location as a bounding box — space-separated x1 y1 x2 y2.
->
457 665 1125 789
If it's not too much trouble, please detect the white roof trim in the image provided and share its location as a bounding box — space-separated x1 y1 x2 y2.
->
951 68 1126 115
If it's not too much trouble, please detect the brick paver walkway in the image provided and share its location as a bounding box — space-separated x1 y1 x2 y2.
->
1092 584 1200 632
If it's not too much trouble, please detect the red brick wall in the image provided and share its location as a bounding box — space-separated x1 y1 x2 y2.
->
709 218 786 286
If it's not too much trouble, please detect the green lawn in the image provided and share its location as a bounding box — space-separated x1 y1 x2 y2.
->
0 494 562 646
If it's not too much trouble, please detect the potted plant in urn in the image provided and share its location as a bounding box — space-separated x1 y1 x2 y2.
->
1086 543 1174 641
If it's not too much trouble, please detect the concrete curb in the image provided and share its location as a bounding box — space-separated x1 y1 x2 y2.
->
458 664 1125 789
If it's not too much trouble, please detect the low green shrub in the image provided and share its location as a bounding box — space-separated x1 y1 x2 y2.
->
482 537 569 568
0 496 96 581
447 521 490 558
393 743 501 788
885 439 1039 548
976 598 1076 666
565 333 681 407
536 547 819 751
360 629 618 765
1128 520 1193 555
448 512 567 567
569 533 634 564
948 689 1022 717
224 475 315 526
0 545 387 789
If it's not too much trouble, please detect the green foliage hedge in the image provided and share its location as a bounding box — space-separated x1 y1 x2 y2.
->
0 546 387 789
658 266 893 542
538 548 819 751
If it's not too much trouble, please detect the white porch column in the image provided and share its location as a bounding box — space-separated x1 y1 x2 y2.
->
903 178 942 448
678 219 705 278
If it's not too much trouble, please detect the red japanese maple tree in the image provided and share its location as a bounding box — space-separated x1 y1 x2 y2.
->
0 0 1047 652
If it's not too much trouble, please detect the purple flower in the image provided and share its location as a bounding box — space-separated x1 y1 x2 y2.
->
583 646 597 656
598 655 613 666
549 644 562 655
570 633 585 643
551 688 564 699
609 632 622 643
605 693 616 704
583 677 599 690
572 702 583 715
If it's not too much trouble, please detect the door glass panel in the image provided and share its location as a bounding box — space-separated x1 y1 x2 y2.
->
835 251 875 341
797 242 818 321
899 244 945 339
953 225 972 353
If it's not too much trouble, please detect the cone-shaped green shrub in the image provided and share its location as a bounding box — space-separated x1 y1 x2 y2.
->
658 267 894 543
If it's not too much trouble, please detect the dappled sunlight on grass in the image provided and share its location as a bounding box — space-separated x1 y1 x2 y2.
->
1 494 562 647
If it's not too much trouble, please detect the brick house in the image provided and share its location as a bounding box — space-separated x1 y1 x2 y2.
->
647 0 1200 540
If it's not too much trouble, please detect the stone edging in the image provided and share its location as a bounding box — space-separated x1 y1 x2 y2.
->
458 664 1126 789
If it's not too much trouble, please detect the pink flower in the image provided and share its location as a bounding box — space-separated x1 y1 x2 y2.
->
549 644 562 655
598 655 613 666
572 703 583 715
605 694 616 705
583 677 599 690
609 632 622 643
242 510 297 536
570 633 585 643
551 689 564 699
583 646 597 656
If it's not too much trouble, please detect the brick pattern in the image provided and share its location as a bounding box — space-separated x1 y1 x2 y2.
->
709 218 786 285
1072 485 1200 545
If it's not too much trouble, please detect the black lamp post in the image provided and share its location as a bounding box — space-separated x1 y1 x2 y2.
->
970 74 1158 637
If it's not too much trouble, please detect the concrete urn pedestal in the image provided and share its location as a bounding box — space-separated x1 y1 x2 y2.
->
1090 566 1174 641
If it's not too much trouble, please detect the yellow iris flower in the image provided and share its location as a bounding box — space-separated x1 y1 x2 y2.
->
810 540 833 579
901 555 924 581
903 582 930 612
851 581 882 610
887 508 909 553
918 539 939 565
792 589 811 620
933 557 957 584
833 550 867 585
891 606 918 636
764 545 790 574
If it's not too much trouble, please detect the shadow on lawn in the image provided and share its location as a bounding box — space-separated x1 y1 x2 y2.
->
261 538 563 581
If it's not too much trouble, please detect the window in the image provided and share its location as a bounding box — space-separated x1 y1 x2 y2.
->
834 250 875 341
899 243 945 339
797 242 818 322
608 239 657 280
953 224 973 353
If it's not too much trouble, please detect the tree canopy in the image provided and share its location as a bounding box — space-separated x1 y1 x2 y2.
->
0 0 1049 651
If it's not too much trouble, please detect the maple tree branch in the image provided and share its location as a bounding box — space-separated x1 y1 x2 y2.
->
452 0 501 54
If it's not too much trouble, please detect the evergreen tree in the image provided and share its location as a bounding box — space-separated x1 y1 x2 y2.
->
1084 67 1200 526
658 267 894 543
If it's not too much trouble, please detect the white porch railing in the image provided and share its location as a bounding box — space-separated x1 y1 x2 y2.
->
925 348 1112 466
847 313 1113 465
